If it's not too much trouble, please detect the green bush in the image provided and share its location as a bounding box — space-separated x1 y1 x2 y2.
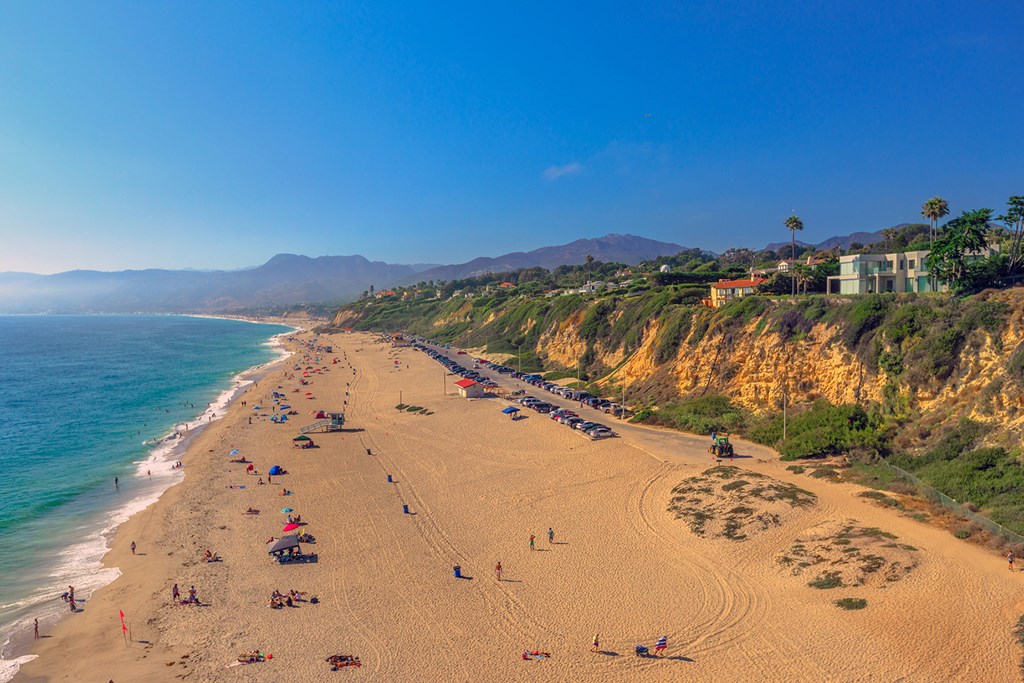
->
833 597 867 610
748 400 883 461
635 395 750 435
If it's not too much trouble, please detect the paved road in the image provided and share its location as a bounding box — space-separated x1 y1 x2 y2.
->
421 343 779 468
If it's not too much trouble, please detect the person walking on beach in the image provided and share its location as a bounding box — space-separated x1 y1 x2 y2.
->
529 535 535 551
654 635 667 656
33 618 39 639
495 561 502 581
547 528 554 544
130 541 136 555
188 586 197 604
1009 551 1016 571
69 596 77 612
591 632 599 653
172 583 180 602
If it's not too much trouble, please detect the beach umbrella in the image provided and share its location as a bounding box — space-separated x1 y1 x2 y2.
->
305 392 313 395
282 523 300 532
252 405 261 410
229 449 240 456
280 507 293 513
292 435 311 442
267 535 300 555
502 406 520 414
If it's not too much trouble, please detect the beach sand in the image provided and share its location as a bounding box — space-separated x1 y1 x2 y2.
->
13 331 1023 682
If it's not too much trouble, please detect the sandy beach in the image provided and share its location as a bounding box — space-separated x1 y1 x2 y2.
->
12 330 1023 682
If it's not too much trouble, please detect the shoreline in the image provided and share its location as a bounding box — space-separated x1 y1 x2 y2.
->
0 321 297 682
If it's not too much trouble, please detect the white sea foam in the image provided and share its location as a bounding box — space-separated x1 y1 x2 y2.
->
0 655 36 682
0 327 295 681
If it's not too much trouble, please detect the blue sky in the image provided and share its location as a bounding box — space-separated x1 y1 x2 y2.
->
1 1 1021 273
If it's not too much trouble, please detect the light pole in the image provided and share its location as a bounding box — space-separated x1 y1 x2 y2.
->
515 342 522 375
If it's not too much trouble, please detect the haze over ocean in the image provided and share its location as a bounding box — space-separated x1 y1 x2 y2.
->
0 315 291 663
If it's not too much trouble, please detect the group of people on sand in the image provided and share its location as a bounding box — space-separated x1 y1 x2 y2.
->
587 632 668 657
267 589 309 608
171 583 200 606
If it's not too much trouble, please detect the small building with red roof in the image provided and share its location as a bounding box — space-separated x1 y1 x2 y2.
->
453 378 484 398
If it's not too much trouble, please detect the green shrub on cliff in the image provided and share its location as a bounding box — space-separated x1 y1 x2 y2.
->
637 395 749 435
747 400 883 461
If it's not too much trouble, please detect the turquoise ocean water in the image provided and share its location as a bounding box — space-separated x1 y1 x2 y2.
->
0 315 292 677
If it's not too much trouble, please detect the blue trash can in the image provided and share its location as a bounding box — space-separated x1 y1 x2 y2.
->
454 565 462 578
403 504 409 514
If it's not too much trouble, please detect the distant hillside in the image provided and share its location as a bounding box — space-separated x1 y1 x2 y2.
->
0 254 416 314
402 234 686 284
765 228 887 253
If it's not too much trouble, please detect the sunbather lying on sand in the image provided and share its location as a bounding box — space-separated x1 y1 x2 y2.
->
237 650 266 664
203 549 220 563
326 654 361 669
244 508 260 515
521 650 551 660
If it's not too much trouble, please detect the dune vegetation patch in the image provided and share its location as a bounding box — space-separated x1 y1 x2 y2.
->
668 466 817 542
778 519 918 588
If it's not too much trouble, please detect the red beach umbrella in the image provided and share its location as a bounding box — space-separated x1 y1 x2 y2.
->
282 523 300 532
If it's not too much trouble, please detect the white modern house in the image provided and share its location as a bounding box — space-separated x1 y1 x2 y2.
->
826 250 937 294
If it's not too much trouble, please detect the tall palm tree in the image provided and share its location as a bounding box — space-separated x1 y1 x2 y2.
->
921 196 949 248
785 215 804 295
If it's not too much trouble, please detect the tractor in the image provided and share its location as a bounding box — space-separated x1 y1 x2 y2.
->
709 434 734 459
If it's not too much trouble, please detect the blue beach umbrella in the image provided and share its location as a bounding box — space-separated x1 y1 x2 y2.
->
281 507 293 513
502 406 520 414
229 449 240 456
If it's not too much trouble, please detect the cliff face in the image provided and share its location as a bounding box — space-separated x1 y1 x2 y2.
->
616 320 886 412
329 288 1024 441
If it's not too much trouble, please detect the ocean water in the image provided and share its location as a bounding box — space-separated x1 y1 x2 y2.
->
0 315 292 676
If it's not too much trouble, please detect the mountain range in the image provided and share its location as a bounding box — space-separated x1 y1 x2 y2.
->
0 234 684 314
399 234 686 285
0 229 908 314
764 228 889 253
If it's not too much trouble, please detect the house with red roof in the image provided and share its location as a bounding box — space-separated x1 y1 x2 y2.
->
705 277 767 309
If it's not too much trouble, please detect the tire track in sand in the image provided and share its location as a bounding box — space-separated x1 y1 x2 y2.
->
631 461 828 680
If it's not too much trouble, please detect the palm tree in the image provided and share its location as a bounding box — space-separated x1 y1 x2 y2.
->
921 196 950 248
585 254 594 284
785 215 804 295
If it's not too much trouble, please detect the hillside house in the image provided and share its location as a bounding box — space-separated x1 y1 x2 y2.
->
777 256 828 273
826 250 940 294
704 277 767 308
